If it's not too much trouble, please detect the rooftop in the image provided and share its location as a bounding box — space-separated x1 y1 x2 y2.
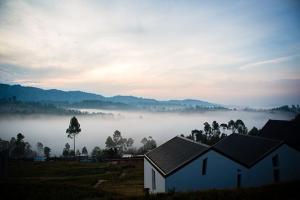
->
213 134 283 167
145 136 209 176
260 118 300 151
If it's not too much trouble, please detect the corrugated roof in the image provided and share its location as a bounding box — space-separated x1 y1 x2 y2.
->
145 136 209 176
260 119 300 151
213 134 282 167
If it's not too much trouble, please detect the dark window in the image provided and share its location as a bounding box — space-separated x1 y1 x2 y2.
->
202 158 207 175
273 169 280 182
272 155 279 167
152 169 156 190
237 173 242 188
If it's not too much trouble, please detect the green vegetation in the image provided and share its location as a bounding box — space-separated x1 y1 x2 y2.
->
1 161 299 200
0 98 84 116
2 160 144 200
66 116 82 158
184 119 257 145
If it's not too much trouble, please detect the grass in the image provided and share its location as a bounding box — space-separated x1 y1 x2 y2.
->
1 160 299 200
2 160 144 200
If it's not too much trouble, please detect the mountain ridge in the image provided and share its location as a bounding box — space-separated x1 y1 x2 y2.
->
0 83 221 108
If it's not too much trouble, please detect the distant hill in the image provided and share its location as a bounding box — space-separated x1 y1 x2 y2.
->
0 83 222 110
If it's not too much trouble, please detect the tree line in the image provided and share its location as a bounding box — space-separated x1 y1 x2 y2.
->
183 119 259 145
0 116 157 160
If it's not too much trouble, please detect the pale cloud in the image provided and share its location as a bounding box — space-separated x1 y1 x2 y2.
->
239 55 299 70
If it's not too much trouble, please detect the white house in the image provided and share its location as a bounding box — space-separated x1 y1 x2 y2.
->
144 118 300 193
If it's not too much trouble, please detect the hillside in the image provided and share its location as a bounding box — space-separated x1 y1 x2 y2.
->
0 83 222 110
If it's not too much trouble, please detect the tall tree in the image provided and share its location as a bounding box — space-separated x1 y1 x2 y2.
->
212 121 220 137
66 116 81 157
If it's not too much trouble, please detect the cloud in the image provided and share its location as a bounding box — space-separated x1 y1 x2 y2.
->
0 0 300 106
239 55 299 70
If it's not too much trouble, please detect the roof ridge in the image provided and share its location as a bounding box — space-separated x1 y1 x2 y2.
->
177 135 211 147
233 133 283 143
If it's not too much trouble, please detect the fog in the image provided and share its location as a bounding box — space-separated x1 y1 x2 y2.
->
0 109 296 155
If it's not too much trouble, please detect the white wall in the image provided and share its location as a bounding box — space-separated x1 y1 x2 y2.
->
144 158 165 193
165 150 247 192
146 145 300 193
245 144 300 187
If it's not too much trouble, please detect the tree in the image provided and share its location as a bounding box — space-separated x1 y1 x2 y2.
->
248 127 259 136
76 149 81 156
212 121 220 137
228 120 236 133
82 146 88 155
235 119 247 134
37 142 43 156
91 146 102 160
13 133 25 159
126 138 134 149
113 130 122 149
105 136 115 149
203 122 212 138
141 137 148 146
140 136 157 153
220 123 228 134
66 116 81 157
62 143 71 157
44 146 51 159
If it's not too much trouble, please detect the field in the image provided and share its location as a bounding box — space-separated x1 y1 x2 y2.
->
1 160 299 200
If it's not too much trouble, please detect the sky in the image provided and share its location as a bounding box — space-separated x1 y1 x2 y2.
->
0 0 300 107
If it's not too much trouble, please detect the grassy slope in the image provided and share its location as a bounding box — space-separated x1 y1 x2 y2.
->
1 161 299 200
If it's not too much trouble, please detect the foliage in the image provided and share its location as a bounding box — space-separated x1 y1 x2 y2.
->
81 146 88 155
36 142 43 156
9 133 35 159
66 116 81 157
248 127 260 136
104 130 134 157
186 119 250 145
62 143 71 157
44 146 51 159
3 161 299 200
139 136 157 153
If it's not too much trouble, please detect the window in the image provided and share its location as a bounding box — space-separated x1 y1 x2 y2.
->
152 169 156 190
237 174 242 188
273 169 280 182
202 158 207 175
272 155 279 167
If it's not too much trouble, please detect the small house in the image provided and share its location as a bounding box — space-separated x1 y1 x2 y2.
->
144 121 300 193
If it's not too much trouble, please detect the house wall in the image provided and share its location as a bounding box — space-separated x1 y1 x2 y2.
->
144 158 165 193
165 150 247 192
146 144 300 193
245 144 300 187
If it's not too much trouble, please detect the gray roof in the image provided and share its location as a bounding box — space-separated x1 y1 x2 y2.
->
213 134 283 167
260 119 300 151
145 136 209 176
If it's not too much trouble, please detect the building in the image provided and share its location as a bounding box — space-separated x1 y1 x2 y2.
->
144 119 300 193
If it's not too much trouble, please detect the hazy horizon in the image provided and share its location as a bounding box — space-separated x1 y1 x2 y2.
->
1 0 300 107
0 109 295 155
